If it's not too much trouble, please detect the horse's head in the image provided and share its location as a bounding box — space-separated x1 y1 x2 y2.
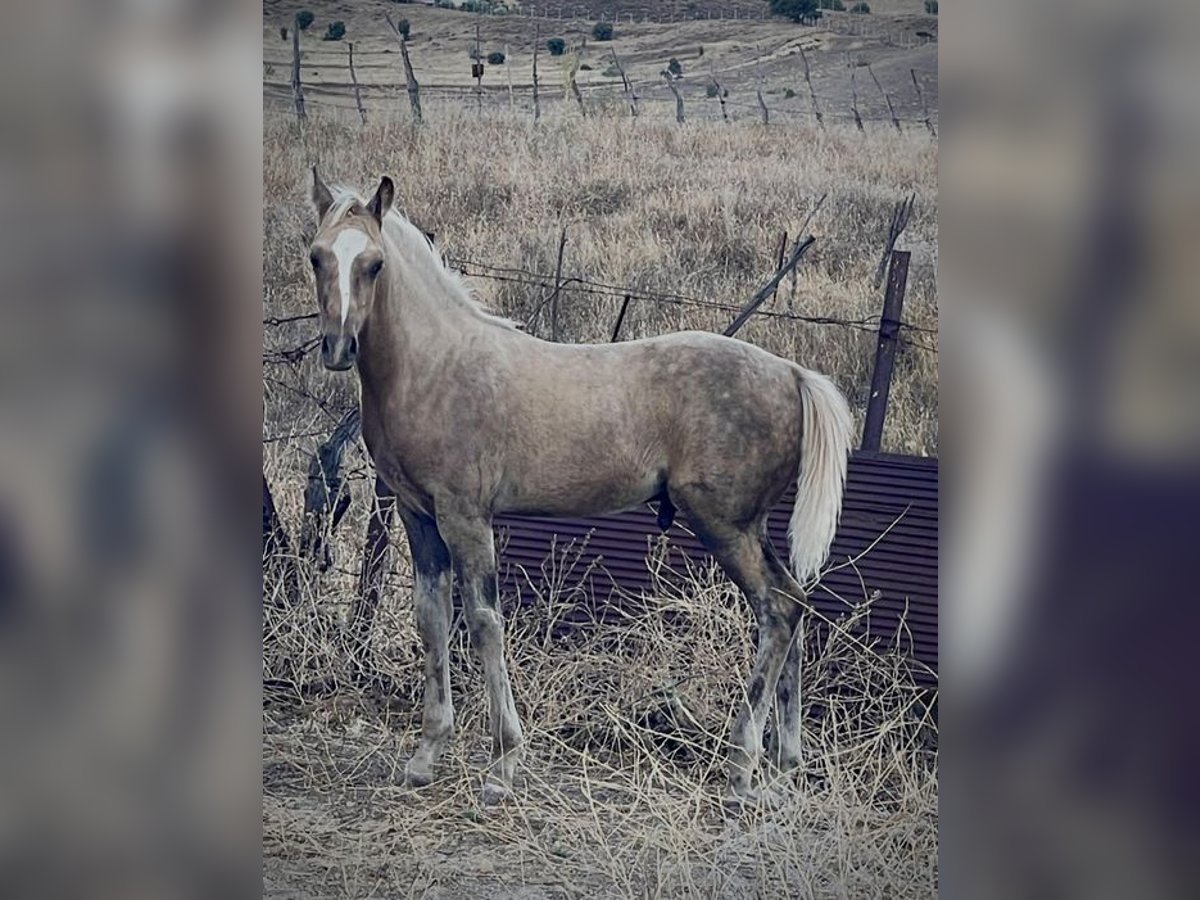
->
307 168 394 371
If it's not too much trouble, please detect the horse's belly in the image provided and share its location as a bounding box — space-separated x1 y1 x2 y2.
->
497 468 662 518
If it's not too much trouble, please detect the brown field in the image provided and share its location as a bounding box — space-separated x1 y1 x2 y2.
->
263 5 937 897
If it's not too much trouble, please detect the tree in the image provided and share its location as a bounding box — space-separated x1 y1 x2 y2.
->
547 37 566 56
323 21 346 41
396 18 411 39
296 10 314 30
487 51 506 65
592 22 614 41
768 0 822 24
925 0 938 13
850 2 871 12
667 57 683 78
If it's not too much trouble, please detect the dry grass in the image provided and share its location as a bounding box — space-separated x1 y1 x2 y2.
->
264 102 937 455
263 102 938 897
263 545 937 898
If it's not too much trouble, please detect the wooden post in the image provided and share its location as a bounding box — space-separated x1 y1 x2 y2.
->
290 17 307 123
861 250 910 451
386 13 422 123
475 22 483 116
663 71 684 123
350 477 396 656
299 408 361 570
709 71 728 123
505 43 514 112
873 194 915 289
799 45 824 129
723 236 816 337
868 64 902 133
550 227 567 341
849 64 865 132
756 87 769 125
911 68 936 138
532 24 541 121
348 43 367 126
568 54 586 118
611 48 638 117
770 230 788 304
610 295 632 342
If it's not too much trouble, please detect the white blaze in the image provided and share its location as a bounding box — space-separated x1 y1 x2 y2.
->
331 228 370 329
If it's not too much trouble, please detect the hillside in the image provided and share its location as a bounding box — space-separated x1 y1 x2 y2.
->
263 1 938 125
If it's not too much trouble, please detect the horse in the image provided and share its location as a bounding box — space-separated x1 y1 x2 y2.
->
305 169 853 805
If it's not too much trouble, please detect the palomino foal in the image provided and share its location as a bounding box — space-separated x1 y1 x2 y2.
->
306 170 853 805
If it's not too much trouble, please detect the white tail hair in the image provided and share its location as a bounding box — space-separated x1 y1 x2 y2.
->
788 368 854 586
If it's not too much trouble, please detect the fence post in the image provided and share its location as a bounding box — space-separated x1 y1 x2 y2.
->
610 294 632 342
299 408 361 569
505 43 514 112
770 230 788 304
348 42 367 126
709 70 728 122
723 236 816 337
350 477 396 659
475 22 483 116
663 71 684 123
868 64 902 133
550 227 567 341
849 64 865 132
911 68 936 138
611 48 639 117
799 45 824 129
861 250 910 451
532 24 541 121
290 17 307 123
757 87 769 125
386 13 422 123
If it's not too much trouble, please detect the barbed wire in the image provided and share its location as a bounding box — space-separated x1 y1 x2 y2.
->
262 253 938 372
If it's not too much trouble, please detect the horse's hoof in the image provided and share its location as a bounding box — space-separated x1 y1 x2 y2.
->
480 780 510 806
404 761 435 788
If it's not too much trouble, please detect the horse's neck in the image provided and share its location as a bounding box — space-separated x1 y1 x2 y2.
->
357 236 510 397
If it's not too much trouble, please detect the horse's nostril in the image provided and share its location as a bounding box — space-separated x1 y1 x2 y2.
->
346 336 358 357
321 335 334 358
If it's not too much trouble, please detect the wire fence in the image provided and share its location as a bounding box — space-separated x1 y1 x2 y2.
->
266 7 938 133
263 253 937 362
262 245 938 448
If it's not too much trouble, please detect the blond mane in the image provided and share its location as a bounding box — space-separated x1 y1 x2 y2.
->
322 184 519 332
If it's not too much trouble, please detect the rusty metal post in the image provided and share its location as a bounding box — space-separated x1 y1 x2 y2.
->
861 250 910 451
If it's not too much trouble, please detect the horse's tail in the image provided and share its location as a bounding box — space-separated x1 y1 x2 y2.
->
788 367 854 586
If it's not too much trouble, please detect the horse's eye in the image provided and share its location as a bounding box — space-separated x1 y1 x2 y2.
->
310 254 321 271
368 260 384 277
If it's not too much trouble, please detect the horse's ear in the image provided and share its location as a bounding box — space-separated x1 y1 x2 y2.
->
310 166 334 221
367 176 395 226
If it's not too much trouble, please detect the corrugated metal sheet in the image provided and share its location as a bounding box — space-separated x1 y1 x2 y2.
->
495 451 938 687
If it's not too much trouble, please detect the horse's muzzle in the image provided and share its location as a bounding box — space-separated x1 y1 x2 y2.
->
321 334 358 371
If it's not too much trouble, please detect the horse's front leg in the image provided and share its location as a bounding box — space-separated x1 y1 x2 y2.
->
436 507 523 805
400 509 455 788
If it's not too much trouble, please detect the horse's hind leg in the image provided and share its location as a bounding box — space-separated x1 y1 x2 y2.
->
762 538 808 776
400 509 455 788
435 506 523 805
672 492 801 800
